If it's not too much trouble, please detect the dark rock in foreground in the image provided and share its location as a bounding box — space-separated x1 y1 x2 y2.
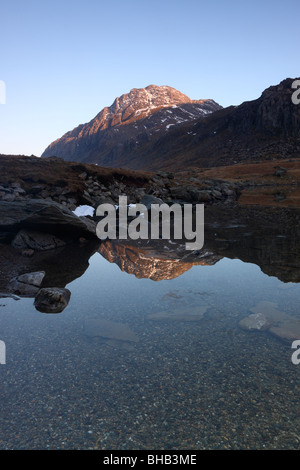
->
0 199 96 242
34 287 71 313
9 271 45 296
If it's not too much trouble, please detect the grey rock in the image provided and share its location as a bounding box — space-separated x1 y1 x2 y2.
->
17 271 45 287
81 192 96 206
211 189 223 199
0 199 96 239
221 187 235 197
239 312 271 331
9 271 45 297
34 287 71 313
14 186 25 195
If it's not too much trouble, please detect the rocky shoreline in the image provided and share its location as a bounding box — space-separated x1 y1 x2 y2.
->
0 154 242 252
0 159 241 209
0 154 299 319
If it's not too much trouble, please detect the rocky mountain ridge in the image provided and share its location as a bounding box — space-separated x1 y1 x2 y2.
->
42 78 300 171
108 77 300 171
41 84 221 164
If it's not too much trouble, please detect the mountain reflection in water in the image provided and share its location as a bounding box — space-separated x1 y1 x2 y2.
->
1 205 300 450
98 206 300 283
1 206 300 303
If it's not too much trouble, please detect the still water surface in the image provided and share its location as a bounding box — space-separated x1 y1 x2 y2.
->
0 191 300 450
1 236 300 450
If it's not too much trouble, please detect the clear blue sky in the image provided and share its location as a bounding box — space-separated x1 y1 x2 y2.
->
1 0 299 156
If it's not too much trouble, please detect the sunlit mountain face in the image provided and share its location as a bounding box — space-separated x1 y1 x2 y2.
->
41 84 221 167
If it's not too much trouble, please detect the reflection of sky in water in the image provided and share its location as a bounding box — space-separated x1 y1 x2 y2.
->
1 252 300 449
67 253 300 320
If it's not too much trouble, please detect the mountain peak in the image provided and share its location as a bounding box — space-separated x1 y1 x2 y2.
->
99 84 206 128
42 84 221 162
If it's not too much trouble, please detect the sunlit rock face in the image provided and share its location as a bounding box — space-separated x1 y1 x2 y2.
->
41 79 300 171
41 84 221 166
98 239 221 281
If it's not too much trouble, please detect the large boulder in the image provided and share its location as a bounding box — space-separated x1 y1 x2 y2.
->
9 271 45 296
34 287 71 313
0 199 96 240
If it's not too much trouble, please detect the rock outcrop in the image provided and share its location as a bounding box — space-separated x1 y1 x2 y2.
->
9 271 45 296
0 199 96 243
34 287 71 313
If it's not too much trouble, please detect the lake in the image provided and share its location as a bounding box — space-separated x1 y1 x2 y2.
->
0 205 300 449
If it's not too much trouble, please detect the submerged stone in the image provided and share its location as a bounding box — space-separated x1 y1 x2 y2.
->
239 312 270 331
241 300 300 342
84 318 139 343
269 322 300 341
